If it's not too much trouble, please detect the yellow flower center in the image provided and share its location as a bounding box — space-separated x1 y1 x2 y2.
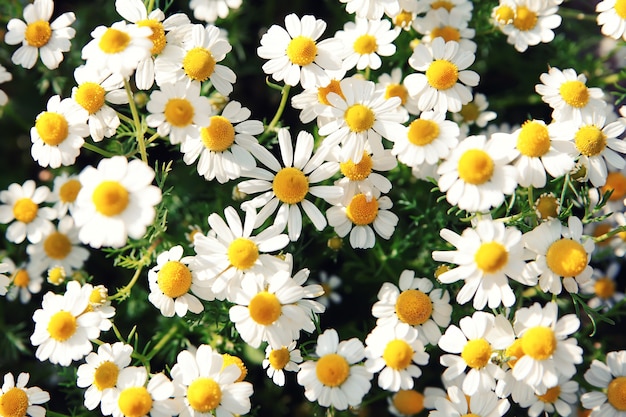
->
537 385 561 403
286 36 318 66
157 260 192 298
431 26 461 42
272 167 309 204
201 116 235 152
92 181 129 217
187 378 222 413
25 20 51 48
494 5 515 24
36 112 69 146
221 354 247 382
457 149 494 185
269 347 291 370
13 198 38 224
559 80 590 109
608 376 626 411
353 34 378 55
93 361 119 391
318 79 345 106
164 98 194 128
460 102 480 123
395 289 432 325
316 353 350 387
462 414 480 417
513 6 538 31
344 104 375 133
431 1 453 11
118 387 153 417
59 179 82 203
340 152 373 181
43 232 72 260
602 172 626 201
75 82 106 115
394 10 414 28
385 83 408 105
461 338 492 369
248 291 281 325
89 287 108 306
505 338 524 368
594 277 616 299
575 125 606 157
535 194 559 220
616 0 626 19
13 270 30 288
0 387 29 417
521 326 556 360
183 47 216 82
474 241 508 274
47 311 77 341
393 390 425 416
426 60 459 90
346 193 378 226
99 28 131 54
408 118 440 146
517 120 551 157
137 19 166 55
546 238 588 277
383 339 414 370
227 237 259 270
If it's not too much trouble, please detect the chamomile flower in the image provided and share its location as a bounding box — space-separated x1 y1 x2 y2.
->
405 37 479 113
291 75 348 124
170 344 253 417
2 258 43 304
181 100 271 183
388 389 426 417
582 262 625 311
0 65 12 106
72 156 162 249
30 95 89 169
46 172 81 218
371 269 452 346
262 341 303 386
146 80 212 145
0 262 11 297
437 134 518 213
189 0 243 23
297 328 373 410
238 128 342 241
432 219 536 310
4 0 75 70
519 375 579 417
30 280 111 366
154 23 236 96
81 21 153 78
148 245 214 318
535 67 607 124
339 0 400 20
26 216 89 277
191 206 289 301
106 367 178 417
581 350 626 417
414 0 474 27
0 180 56 244
452 93 497 129
76 342 133 413
496 0 562 53
523 216 594 295
418 8 477 53
0 372 50 417
511 302 583 390
597 0 626 41
313 271 343 308
390 110 460 168
377 67 421 115
430 385 510 417
336 17 400 72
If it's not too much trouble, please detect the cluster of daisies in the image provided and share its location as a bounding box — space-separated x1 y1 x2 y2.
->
1 0 626 416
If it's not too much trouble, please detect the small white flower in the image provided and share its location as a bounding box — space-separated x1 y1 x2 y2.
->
0 65 13 106
0 372 50 417
0 180 56 244
429 385 510 417
336 17 400 71
582 350 626 417
189 0 243 23
2 258 43 304
597 0 626 41
262 341 302 386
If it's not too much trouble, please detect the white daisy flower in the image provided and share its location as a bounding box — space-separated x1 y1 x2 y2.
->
313 270 343 308
414 0 474 28
523 216 594 295
437 134 518 213
390 110 460 168
148 245 214 318
418 8 477 53
432 219 536 310
46 172 81 219
582 350 626 416
170 344 253 417
597 0 626 41
4 0 75 70
494 338 536 406
496 0 562 53
317 76 407 163
336 17 400 72
519 375 579 417
238 128 342 241
438 311 514 395
106 367 179 417
388 388 427 417
191 206 290 301
297 328 373 411
430 385 510 417
26 216 89 277
257 13 343 89
0 262 11 296
405 37 479 114
0 65 13 106
340 0 400 20
154 23 236 96
0 180 56 244
0 372 50 417
2 258 43 304
30 280 112 366
535 67 607 124
511 302 583 391
582 262 625 311
71 65 128 142
181 100 271 183
146 80 212 145
30 95 89 169
452 93 497 129
76 342 133 413
262 341 302 387
371 269 452 346
81 20 153 78
189 0 243 23
377 67 421 115
291 75 348 124
72 156 162 249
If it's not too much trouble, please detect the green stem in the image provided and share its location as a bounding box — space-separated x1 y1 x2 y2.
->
146 132 161 146
124 80 148 163
116 111 134 126
265 84 291 134
145 0 155 13
146 323 178 361
108 238 161 301
82 142 116 158
593 225 626 243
